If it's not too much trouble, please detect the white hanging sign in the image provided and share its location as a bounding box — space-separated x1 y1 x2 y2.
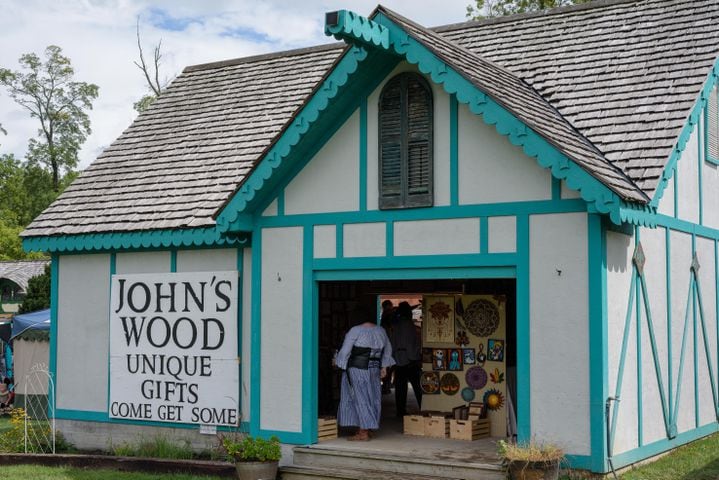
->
109 271 239 426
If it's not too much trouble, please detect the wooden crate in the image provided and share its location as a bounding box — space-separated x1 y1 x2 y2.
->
403 415 425 436
468 402 484 417
424 415 450 438
449 418 491 441
318 416 338 441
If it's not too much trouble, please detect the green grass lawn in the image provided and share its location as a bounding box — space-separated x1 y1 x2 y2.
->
618 433 719 480
0 465 228 480
0 415 12 434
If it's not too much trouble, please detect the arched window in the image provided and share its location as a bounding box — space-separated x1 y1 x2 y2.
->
379 73 433 209
708 84 719 163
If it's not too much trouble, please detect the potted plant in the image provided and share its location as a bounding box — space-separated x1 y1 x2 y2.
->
221 434 282 480
498 439 564 480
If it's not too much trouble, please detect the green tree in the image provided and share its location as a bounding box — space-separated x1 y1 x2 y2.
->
19 264 51 313
466 0 590 18
0 45 99 191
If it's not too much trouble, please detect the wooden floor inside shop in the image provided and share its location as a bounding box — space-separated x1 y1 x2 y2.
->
312 387 503 466
312 416 503 466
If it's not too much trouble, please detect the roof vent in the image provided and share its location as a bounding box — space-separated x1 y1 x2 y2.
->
325 11 339 28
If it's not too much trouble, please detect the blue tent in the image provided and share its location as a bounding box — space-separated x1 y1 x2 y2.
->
11 309 51 340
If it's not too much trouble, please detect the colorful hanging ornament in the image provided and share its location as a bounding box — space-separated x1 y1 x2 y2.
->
465 366 488 390
483 388 505 411
455 330 470 346
490 367 505 384
461 387 476 402
440 373 460 396
477 344 487 365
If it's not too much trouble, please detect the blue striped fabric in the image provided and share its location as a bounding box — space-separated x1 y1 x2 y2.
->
338 361 382 429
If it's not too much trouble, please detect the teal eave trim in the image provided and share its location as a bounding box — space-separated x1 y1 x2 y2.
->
651 59 719 208
215 45 399 233
324 9 638 225
22 226 249 254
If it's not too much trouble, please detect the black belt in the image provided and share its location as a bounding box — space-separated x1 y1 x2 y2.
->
348 346 381 370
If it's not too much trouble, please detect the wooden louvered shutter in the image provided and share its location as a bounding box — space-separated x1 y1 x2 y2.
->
709 86 719 161
379 73 433 209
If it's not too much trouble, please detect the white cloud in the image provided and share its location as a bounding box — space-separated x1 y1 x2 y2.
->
0 0 470 169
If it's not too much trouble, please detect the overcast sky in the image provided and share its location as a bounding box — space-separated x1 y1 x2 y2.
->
0 1 470 170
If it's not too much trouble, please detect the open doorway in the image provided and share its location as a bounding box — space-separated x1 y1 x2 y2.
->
317 278 516 438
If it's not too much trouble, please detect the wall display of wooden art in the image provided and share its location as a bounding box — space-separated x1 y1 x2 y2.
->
422 294 507 437
420 371 440 394
424 296 455 344
422 348 433 364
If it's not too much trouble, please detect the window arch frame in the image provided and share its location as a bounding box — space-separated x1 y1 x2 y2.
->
378 72 434 209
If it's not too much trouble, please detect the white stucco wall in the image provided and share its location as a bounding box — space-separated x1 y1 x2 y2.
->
57 254 111 411
366 62 451 210
561 180 581 199
260 227 304 432
343 222 386 257
285 110 360 215
116 251 170 274
529 212 590 455
176 248 236 272
458 103 551 205
695 235 718 427
657 177 675 218
676 127 701 224
313 225 336 259
488 216 517 253
393 218 479 256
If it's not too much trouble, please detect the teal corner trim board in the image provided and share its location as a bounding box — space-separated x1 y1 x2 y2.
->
652 60 719 208
23 226 248 254
322 9 639 226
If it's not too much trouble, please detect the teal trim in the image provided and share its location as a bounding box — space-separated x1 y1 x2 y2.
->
693 263 719 418
314 253 517 271
169 250 177 272
49 255 59 411
277 191 285 217
300 226 316 444
552 177 561 200
693 236 699 428
516 214 530 442
698 116 704 225
671 277 694 432
652 59 719 208
667 228 673 416
386 221 394 257
325 10 389 48
450 93 459 206
610 267 637 445
237 247 244 425
254 199 587 228
106 253 116 419
55 409 250 433
216 46 398 231
315 266 515 282
588 214 608 472
336 224 344 258
359 97 368 211
23 227 248 254
564 454 593 471
327 9 639 224
612 423 719 469
249 228 262 437
480 217 488 253
653 213 719 241
636 229 643 446
716 240 719 409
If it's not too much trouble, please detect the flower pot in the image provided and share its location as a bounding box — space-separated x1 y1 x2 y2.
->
235 460 279 480
507 459 560 480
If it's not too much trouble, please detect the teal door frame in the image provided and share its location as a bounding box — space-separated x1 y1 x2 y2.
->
308 262 526 444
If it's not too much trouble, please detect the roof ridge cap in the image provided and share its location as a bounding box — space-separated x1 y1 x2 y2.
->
183 42 344 73
433 0 643 32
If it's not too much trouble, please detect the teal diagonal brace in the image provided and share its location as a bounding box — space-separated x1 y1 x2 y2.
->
638 273 672 437
670 277 695 435
692 272 719 418
610 268 637 449
325 10 390 50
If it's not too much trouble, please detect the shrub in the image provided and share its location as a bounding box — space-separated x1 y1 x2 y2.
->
221 435 281 462
110 435 194 459
498 439 564 464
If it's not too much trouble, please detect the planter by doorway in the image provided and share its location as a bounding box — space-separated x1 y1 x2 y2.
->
235 460 279 480
507 459 560 480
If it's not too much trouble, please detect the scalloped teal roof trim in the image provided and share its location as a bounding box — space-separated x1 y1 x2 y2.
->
325 10 389 49
215 45 371 233
619 202 658 228
22 227 247 253
651 58 719 208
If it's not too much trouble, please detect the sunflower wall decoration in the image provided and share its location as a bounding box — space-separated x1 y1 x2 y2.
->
483 388 505 411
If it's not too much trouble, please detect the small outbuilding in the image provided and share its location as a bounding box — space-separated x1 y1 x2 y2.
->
19 0 719 474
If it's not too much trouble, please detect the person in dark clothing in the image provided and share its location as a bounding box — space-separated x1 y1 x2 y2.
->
390 301 422 417
380 300 396 395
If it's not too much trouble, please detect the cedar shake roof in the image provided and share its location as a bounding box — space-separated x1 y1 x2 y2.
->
0 260 49 291
23 0 719 237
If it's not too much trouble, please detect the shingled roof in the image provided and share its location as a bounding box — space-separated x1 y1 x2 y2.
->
22 0 719 238
0 260 49 291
